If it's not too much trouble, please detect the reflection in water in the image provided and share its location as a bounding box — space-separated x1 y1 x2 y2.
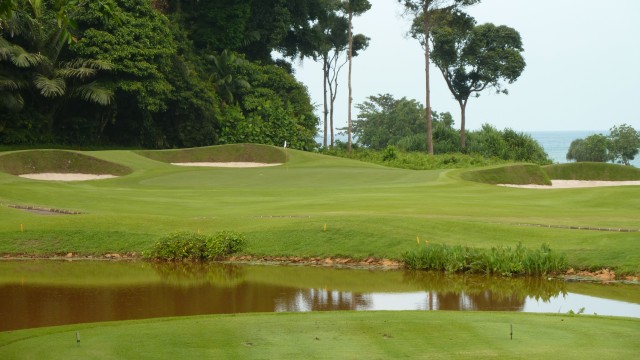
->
402 271 567 311
0 261 637 332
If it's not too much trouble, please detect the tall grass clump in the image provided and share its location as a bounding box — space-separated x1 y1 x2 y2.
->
145 231 245 261
403 242 567 276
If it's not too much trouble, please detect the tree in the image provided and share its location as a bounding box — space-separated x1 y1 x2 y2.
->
304 2 369 148
208 50 250 105
1 0 113 142
467 124 549 164
171 0 329 65
0 0 16 25
353 93 453 151
70 0 177 146
566 134 612 163
398 0 479 154
429 14 525 150
216 60 318 150
344 0 371 153
609 124 640 165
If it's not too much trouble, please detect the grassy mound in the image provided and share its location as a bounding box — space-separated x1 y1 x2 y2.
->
0 150 132 176
460 164 551 185
136 143 286 164
544 162 640 181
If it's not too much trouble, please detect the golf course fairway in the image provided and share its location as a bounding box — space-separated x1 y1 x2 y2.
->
1 144 639 273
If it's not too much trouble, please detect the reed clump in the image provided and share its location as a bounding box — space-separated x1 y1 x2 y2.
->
403 242 567 276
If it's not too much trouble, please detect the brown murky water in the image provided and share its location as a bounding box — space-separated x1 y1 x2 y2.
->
0 261 638 331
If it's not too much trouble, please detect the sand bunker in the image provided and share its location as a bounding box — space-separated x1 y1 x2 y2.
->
19 173 117 181
171 162 282 168
498 180 640 189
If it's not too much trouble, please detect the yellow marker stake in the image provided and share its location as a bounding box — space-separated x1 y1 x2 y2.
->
20 224 24 232
324 224 327 232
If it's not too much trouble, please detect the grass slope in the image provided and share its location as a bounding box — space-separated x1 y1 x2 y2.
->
544 162 640 181
0 146 639 273
136 143 286 164
0 150 131 176
0 312 638 359
459 164 551 185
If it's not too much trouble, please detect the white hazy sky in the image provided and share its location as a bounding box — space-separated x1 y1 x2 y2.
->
292 0 640 133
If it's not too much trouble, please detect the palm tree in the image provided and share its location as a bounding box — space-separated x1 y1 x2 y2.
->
0 0 113 132
208 50 250 105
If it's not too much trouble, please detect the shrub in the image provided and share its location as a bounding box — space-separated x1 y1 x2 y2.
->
382 145 398 161
146 231 245 261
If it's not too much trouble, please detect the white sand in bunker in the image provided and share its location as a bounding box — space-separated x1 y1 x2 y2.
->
171 162 283 168
19 173 117 181
498 180 640 189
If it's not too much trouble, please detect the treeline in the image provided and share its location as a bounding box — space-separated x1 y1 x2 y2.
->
0 0 326 149
348 94 550 164
567 124 639 166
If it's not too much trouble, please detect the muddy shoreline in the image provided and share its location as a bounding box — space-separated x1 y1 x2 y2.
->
2 253 638 284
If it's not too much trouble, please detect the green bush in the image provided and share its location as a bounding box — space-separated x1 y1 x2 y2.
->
146 231 245 261
382 145 397 161
403 243 567 276
320 147 505 170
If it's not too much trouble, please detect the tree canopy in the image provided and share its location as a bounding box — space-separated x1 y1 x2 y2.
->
566 125 639 165
1 0 321 149
609 124 640 166
428 11 526 150
566 134 612 163
398 0 480 154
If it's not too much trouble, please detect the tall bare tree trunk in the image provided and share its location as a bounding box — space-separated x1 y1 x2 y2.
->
347 8 354 154
323 58 329 148
459 99 467 150
423 8 433 154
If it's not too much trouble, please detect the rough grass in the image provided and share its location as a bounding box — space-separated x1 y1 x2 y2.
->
544 162 640 181
0 150 132 176
459 164 551 185
135 143 287 164
0 312 638 359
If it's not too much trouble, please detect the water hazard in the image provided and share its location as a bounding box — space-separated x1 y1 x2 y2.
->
1 261 638 331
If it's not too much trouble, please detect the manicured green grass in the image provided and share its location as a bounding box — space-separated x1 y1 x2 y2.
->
1 312 638 359
0 146 639 273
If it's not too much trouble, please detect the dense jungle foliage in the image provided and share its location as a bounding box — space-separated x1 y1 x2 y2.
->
0 0 321 149
1 0 552 163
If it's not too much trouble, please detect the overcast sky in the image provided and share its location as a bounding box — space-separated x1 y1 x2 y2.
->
292 0 640 133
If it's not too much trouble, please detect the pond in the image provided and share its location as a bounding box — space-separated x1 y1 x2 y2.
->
1 260 638 332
